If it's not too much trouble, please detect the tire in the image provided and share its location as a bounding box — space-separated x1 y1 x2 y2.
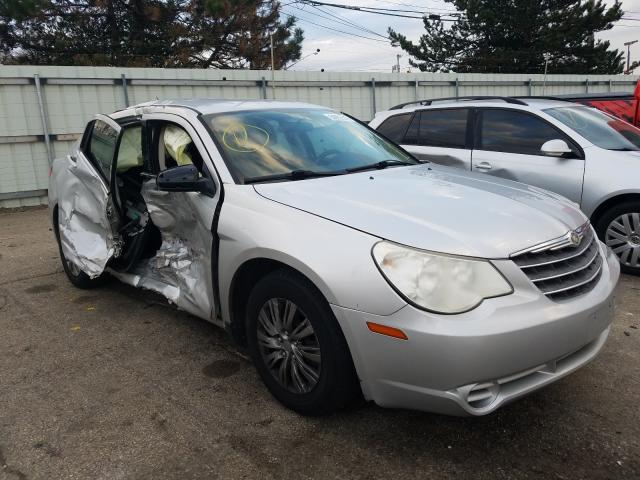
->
594 200 640 275
246 269 361 416
55 213 108 289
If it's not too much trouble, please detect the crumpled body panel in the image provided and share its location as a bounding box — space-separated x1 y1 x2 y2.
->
57 154 120 278
111 181 215 321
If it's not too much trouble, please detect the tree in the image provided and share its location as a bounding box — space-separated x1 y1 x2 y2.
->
388 0 625 74
0 0 303 68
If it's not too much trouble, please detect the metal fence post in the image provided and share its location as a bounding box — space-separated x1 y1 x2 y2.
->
261 77 267 99
415 78 419 100
34 74 54 166
371 77 377 117
121 73 130 107
455 77 459 98
527 78 532 96
585 78 589 93
609 79 612 92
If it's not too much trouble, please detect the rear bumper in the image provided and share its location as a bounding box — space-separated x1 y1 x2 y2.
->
332 245 620 416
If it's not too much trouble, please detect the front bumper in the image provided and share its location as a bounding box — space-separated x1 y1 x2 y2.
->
332 244 620 416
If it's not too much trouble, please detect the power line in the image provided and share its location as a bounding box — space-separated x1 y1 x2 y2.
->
281 11 391 42
296 0 461 21
287 3 389 39
366 0 461 13
311 5 390 39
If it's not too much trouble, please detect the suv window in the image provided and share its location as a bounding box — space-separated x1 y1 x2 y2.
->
403 113 420 144
87 119 119 182
418 109 468 148
376 113 412 143
479 109 567 155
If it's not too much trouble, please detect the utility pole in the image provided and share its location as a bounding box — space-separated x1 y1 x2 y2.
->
270 34 275 99
542 52 551 95
624 40 638 74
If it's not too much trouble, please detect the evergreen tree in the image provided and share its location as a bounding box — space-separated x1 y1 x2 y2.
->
388 0 625 74
0 0 303 68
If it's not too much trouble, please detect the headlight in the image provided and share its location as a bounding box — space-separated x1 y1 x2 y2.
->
372 241 513 314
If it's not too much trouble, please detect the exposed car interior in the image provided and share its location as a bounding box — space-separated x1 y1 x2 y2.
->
85 120 206 272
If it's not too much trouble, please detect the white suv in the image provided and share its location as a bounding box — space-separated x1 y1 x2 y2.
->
370 96 640 274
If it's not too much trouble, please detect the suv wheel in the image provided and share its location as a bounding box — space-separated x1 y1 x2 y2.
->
595 201 640 275
246 269 361 415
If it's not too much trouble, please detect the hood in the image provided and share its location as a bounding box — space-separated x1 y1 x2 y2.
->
253 164 587 259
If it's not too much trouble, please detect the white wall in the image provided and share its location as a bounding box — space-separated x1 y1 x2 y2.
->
0 65 637 207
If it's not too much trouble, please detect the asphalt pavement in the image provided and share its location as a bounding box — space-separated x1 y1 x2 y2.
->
1 206 639 479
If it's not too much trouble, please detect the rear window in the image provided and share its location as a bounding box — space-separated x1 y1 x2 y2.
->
418 109 468 148
376 113 412 143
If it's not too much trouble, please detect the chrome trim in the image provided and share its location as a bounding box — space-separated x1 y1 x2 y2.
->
511 222 603 300
530 249 598 283
516 231 594 269
510 221 590 257
526 242 599 282
540 256 603 295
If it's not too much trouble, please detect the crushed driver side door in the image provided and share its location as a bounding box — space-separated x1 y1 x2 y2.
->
57 114 123 278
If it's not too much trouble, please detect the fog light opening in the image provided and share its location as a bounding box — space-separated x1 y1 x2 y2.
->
467 382 500 409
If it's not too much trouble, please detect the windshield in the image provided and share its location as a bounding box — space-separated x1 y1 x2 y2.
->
204 109 415 182
544 106 640 151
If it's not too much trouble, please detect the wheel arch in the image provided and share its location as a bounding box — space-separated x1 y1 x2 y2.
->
226 255 337 348
52 203 60 241
590 192 640 231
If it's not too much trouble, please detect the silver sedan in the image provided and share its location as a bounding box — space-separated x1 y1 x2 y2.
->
49 100 619 416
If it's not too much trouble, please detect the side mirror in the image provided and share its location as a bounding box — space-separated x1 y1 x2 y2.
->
541 139 574 157
157 164 216 196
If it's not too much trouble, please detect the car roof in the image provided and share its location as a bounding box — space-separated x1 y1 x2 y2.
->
116 98 328 117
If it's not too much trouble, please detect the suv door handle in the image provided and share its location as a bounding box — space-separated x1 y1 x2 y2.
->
475 161 492 171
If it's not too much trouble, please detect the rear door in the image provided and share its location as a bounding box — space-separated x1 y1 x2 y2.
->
471 108 586 204
400 108 472 170
57 114 122 277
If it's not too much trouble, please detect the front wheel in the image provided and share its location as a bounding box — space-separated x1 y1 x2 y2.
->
55 213 108 289
595 201 640 275
246 269 361 416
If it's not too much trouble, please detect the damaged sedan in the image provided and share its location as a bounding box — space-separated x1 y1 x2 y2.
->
49 99 619 416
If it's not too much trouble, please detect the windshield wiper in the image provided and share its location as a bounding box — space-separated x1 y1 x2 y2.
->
244 160 416 184
244 169 343 184
345 159 415 173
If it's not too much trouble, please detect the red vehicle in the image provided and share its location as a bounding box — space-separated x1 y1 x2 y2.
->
554 80 640 127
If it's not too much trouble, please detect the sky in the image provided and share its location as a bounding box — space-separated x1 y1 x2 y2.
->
283 0 640 72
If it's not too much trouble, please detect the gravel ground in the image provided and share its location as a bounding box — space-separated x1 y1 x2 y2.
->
1 206 639 480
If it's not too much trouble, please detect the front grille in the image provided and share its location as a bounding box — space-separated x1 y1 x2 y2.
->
511 224 603 300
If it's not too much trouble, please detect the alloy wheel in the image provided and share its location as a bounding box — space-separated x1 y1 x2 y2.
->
605 212 640 268
256 298 322 394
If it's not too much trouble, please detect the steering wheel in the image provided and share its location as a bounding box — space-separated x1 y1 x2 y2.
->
317 149 342 165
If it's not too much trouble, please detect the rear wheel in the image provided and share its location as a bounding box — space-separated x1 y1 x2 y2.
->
55 212 108 289
246 269 361 415
595 201 640 275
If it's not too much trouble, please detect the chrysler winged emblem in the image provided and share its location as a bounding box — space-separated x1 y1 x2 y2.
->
569 229 583 247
